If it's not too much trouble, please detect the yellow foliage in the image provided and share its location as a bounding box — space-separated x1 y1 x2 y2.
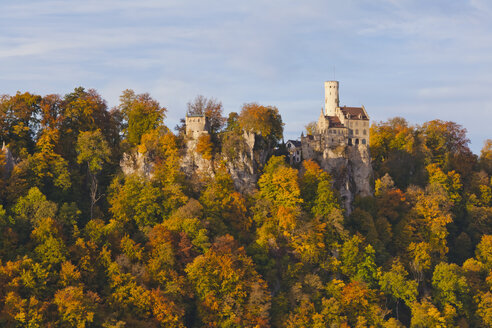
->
196 134 213 160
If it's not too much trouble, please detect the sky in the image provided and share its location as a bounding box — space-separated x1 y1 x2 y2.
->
1 0 491 153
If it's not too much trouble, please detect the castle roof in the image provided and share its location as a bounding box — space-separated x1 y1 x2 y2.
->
186 113 206 118
327 116 345 128
286 140 301 148
340 107 368 120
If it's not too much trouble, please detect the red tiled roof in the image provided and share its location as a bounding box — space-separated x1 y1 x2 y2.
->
327 116 345 128
340 107 368 120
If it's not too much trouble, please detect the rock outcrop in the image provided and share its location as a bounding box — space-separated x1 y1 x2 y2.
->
120 151 154 178
304 143 373 212
180 138 214 178
181 131 274 193
224 131 273 193
121 131 274 195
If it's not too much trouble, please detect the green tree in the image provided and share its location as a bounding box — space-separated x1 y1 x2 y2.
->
340 235 378 286
60 87 112 162
0 92 41 158
118 89 166 145
76 129 111 219
432 262 471 318
379 259 418 319
109 175 166 229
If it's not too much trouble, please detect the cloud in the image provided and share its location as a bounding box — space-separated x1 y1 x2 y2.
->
0 0 490 153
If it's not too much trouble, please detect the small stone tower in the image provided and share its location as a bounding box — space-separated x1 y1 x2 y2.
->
324 81 339 116
185 114 210 139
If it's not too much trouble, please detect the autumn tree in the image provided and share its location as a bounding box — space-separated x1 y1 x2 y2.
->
410 298 446 328
255 156 302 248
339 280 386 327
239 103 283 144
199 168 250 239
138 130 188 213
186 235 271 327
59 87 112 160
54 286 100 327
118 89 166 145
109 175 167 229
195 134 213 160
370 117 421 188
420 120 476 181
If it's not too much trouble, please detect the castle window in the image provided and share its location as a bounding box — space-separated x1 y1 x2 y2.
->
355 129 359 135
362 139 366 145
355 139 359 145
363 129 367 135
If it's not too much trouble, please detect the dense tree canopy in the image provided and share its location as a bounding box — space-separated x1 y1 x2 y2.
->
0 90 490 327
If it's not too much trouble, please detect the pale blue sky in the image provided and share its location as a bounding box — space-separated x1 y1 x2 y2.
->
1 0 491 153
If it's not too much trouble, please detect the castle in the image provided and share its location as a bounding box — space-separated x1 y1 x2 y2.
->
287 81 370 163
185 114 210 139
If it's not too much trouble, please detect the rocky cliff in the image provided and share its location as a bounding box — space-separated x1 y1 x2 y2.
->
306 143 373 212
223 131 274 193
121 131 274 194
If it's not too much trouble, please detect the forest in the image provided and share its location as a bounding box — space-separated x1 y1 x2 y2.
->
0 88 491 327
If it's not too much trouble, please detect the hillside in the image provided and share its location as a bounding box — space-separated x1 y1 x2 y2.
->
0 89 491 327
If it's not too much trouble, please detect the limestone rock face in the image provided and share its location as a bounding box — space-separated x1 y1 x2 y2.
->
347 144 372 197
307 143 373 212
181 138 214 178
120 151 154 178
225 131 272 193
181 131 273 193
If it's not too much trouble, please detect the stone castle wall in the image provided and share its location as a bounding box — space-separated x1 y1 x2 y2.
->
185 115 209 139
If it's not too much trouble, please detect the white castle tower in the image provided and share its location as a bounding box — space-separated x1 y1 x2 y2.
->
324 81 339 116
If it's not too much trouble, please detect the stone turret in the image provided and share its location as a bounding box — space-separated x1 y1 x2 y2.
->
324 81 339 116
